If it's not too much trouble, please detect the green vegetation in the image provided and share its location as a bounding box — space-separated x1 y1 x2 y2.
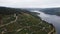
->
0 7 56 34
41 8 60 16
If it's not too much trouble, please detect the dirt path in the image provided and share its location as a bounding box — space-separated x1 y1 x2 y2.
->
48 28 55 34
0 14 18 27
16 28 23 32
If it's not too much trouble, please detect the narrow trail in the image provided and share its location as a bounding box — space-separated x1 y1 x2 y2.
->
16 26 30 32
48 28 55 34
0 14 18 27
16 28 23 32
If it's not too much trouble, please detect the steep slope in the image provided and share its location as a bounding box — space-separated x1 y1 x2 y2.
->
0 7 56 34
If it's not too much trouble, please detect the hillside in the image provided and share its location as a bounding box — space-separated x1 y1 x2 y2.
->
40 8 60 16
0 7 56 34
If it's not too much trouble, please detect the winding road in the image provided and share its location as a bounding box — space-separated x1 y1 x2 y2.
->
0 14 18 27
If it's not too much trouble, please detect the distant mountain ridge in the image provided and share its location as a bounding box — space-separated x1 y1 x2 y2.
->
23 8 60 16
40 8 60 16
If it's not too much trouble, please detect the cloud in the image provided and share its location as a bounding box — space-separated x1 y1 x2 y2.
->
0 0 60 8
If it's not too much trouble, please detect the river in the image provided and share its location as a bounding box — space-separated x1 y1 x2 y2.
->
32 10 60 34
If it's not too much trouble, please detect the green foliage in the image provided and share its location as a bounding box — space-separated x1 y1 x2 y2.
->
0 7 55 34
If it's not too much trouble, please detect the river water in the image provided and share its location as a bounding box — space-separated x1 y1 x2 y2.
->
32 10 60 34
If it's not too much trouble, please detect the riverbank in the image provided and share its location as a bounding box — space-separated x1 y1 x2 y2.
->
32 10 56 34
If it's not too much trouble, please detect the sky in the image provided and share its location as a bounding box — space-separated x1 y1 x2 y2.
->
0 0 60 8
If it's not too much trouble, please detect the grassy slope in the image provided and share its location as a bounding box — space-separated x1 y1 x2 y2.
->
0 12 55 34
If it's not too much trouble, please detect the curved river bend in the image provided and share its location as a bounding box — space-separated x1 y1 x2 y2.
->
32 11 60 34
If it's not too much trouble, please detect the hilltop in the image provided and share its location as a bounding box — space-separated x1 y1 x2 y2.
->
0 7 56 34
